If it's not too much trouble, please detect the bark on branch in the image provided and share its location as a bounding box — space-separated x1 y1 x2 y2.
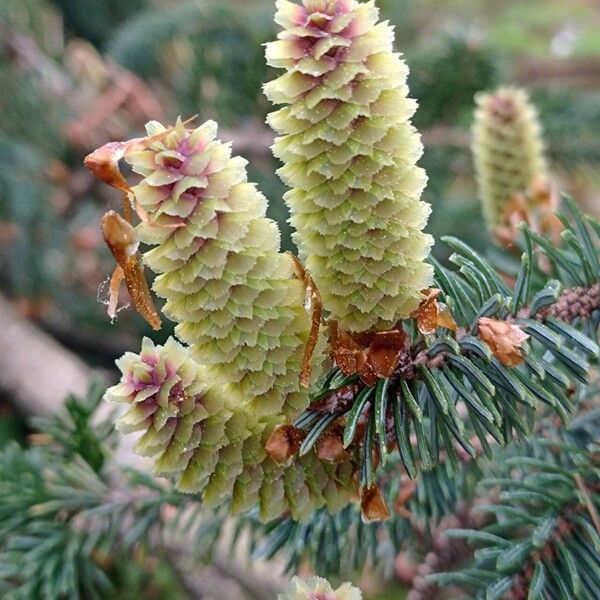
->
0 292 93 416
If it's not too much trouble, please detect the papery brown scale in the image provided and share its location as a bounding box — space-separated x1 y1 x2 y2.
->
329 322 407 386
107 265 125 320
265 425 306 465
288 252 323 388
357 365 378 387
315 425 346 463
101 211 161 330
477 317 529 367
412 288 457 334
329 321 375 384
360 484 391 522
412 288 441 335
84 141 133 195
437 302 458 331
329 321 365 374
368 329 408 379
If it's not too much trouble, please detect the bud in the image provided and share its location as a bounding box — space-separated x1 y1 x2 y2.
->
477 317 529 367
278 576 362 600
472 87 548 233
360 484 391 522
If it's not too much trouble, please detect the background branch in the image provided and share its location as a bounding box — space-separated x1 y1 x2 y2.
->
0 291 93 417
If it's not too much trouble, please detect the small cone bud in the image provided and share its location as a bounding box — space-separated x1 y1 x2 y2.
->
477 317 529 367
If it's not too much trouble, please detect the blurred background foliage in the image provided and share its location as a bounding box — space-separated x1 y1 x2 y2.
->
0 0 599 597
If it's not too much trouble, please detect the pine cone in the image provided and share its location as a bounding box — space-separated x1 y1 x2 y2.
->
106 337 356 521
265 0 433 332
472 87 548 231
126 119 315 417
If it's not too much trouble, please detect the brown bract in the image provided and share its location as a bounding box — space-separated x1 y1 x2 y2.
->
315 425 346 463
288 253 323 388
101 211 161 330
477 317 529 367
329 322 408 386
265 425 306 466
360 484 391 522
411 288 458 335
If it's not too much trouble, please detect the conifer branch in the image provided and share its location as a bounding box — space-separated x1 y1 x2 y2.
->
426 434 600 599
289 197 600 511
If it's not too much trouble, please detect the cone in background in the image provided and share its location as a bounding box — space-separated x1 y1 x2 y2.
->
472 86 548 232
278 576 362 600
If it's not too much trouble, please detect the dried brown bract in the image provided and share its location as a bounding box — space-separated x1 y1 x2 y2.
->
477 317 529 367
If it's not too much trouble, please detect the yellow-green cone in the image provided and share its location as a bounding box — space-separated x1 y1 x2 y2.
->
106 337 355 522
126 119 314 417
265 0 433 332
472 86 548 231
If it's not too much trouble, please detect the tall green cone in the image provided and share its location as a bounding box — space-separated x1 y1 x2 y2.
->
106 337 356 521
125 119 315 417
265 0 433 333
472 86 548 231
278 576 362 600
